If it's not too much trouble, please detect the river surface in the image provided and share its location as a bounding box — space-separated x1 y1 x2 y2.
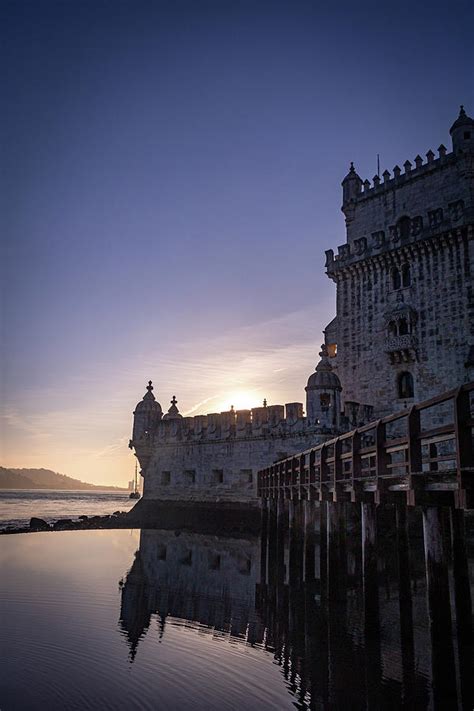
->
0 519 472 710
0 489 135 529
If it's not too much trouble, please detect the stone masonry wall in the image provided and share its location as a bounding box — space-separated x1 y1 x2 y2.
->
327 228 473 417
141 428 327 503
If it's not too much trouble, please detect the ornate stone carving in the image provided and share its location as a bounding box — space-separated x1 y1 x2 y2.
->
448 200 464 223
428 208 443 229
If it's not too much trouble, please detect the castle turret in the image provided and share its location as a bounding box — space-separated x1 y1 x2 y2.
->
162 395 183 420
341 162 362 223
450 105 474 155
305 345 342 429
132 381 162 441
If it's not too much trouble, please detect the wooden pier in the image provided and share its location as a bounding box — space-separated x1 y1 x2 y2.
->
258 382 474 510
258 384 473 703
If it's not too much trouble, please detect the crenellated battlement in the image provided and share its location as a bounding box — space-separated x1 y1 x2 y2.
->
356 145 450 201
338 107 474 253
134 401 314 446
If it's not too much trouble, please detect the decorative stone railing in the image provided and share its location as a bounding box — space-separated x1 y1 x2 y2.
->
384 335 418 353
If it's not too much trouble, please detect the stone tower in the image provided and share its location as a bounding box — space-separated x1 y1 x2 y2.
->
305 345 342 430
324 106 474 416
132 381 163 441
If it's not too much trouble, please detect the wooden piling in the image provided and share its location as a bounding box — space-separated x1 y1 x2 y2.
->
422 506 457 706
304 500 317 582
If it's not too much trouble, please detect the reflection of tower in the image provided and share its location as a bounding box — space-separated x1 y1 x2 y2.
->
119 553 152 661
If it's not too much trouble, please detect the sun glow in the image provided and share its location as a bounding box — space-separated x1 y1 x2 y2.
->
216 390 263 412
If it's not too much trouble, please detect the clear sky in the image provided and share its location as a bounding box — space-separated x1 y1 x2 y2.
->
1 0 472 485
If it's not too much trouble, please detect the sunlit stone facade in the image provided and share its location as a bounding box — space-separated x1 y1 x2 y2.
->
324 107 474 417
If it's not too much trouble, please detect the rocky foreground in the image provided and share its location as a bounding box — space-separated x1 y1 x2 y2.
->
1 511 132 534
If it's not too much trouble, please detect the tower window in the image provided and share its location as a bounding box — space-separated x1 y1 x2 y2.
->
464 131 471 140
398 372 414 399
399 318 409 336
320 393 331 411
213 469 224 483
392 267 401 290
185 470 196 484
397 216 411 240
161 471 171 485
241 469 253 483
388 321 397 336
402 264 411 287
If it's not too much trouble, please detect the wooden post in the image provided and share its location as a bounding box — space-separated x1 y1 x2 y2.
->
327 501 346 600
407 407 422 474
267 498 278 581
395 505 415 705
319 501 327 597
260 498 269 585
450 508 473 709
361 502 379 631
276 497 287 583
289 499 305 586
304 500 317 582
454 387 473 507
422 506 457 705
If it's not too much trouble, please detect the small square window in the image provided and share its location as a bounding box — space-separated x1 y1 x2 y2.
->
208 553 221 570
185 470 196 484
180 550 192 566
161 471 171 485
464 131 471 140
213 469 224 483
241 469 253 483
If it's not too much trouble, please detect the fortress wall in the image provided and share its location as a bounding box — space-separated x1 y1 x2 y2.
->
143 429 326 502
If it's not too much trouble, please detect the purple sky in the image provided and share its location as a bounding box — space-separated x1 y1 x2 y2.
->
2 0 472 484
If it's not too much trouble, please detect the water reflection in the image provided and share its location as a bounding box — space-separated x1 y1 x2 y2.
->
120 506 473 710
120 531 264 660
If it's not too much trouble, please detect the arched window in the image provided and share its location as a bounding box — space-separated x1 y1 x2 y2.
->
392 267 401 290
399 318 409 336
388 321 397 336
320 393 331 411
397 216 411 240
398 372 414 399
402 264 411 287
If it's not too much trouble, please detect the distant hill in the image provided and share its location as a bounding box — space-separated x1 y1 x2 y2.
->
0 467 127 491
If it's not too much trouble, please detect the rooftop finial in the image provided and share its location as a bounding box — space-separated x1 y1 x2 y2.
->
263 398 267 407
349 161 355 172
170 395 177 406
147 380 153 393
460 104 465 115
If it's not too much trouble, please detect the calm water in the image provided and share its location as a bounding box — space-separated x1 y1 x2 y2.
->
0 490 134 529
0 518 472 710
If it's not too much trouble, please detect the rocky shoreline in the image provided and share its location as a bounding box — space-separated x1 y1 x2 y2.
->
1 511 132 535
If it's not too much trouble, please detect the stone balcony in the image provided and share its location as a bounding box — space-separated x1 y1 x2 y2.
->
384 334 418 363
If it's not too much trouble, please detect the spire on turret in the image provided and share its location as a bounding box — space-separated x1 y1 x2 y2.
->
144 380 155 400
163 395 183 420
450 105 474 154
341 162 363 220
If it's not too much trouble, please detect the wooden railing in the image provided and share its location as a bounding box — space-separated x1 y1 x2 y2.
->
257 383 474 509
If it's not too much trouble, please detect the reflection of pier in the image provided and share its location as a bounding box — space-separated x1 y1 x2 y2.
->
119 512 472 708
258 502 473 709
258 384 473 709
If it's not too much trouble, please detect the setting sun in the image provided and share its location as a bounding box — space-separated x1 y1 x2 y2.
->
215 390 263 412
